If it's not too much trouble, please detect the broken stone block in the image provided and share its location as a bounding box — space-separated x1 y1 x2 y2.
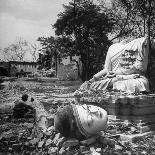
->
48 147 58 154
12 143 21 152
100 137 116 147
59 147 66 154
38 141 44 148
45 139 52 146
56 137 66 147
115 144 123 151
52 133 61 145
80 136 98 145
80 146 90 155
95 147 101 153
90 146 101 155
47 114 55 127
62 139 79 147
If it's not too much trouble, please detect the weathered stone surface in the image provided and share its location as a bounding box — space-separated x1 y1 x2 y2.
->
80 136 98 145
119 131 155 143
56 137 66 147
62 139 79 147
52 133 61 145
90 146 101 155
59 147 66 154
48 147 58 154
80 146 90 154
95 147 101 152
100 137 116 147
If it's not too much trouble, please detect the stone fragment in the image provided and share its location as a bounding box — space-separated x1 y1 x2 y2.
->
80 135 98 145
47 114 55 127
96 147 101 152
38 141 44 148
48 147 58 154
62 139 79 147
90 146 101 155
59 147 66 155
52 133 61 145
47 125 55 132
12 143 21 152
115 144 123 151
80 146 90 154
56 137 66 147
30 138 39 145
100 137 116 147
45 139 52 146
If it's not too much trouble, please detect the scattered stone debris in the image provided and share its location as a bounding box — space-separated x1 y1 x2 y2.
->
0 80 155 154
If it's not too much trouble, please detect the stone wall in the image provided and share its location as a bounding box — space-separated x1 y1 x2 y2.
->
57 63 79 80
57 55 81 81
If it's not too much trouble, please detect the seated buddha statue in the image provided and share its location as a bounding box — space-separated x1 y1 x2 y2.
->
77 37 150 94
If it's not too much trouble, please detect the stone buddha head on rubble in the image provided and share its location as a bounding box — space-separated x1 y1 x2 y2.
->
54 104 108 140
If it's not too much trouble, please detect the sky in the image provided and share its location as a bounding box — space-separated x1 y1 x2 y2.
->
0 0 70 49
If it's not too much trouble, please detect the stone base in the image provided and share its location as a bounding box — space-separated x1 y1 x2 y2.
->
119 131 155 142
79 93 155 133
79 94 155 124
108 114 155 133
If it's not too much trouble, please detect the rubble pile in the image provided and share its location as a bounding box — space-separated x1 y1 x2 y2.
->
1 98 155 155
1 80 155 154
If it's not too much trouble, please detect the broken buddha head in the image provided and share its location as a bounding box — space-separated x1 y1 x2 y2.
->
54 104 108 140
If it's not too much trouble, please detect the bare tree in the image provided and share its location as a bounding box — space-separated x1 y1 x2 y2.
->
2 37 39 62
2 37 28 61
29 43 40 62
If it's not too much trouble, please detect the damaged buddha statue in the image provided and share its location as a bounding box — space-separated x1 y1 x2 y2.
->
75 37 150 95
54 37 150 140
54 104 108 140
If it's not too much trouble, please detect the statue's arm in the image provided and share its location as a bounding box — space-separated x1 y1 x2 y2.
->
89 51 112 82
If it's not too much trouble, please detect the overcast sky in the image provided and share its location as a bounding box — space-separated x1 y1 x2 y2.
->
0 0 70 48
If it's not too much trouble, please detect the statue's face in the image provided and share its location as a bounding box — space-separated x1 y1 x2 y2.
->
72 104 108 137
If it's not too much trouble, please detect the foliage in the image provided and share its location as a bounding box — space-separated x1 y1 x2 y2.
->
37 36 73 72
111 0 155 39
53 0 113 81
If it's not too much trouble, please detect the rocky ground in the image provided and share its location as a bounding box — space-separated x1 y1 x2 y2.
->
0 79 155 155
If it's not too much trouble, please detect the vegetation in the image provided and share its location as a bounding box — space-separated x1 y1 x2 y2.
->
37 0 155 82
38 0 114 82
1 37 39 62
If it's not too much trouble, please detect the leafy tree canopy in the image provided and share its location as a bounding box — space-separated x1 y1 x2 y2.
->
53 0 114 81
